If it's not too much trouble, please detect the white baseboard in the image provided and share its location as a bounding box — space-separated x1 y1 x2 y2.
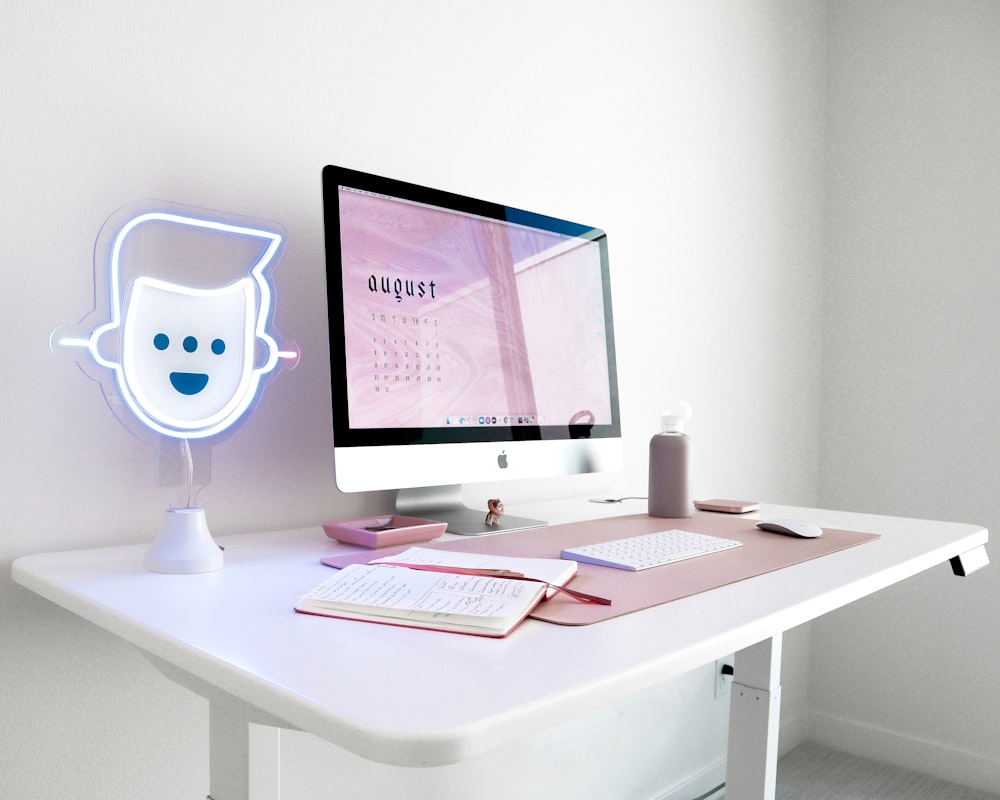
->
779 711 810 758
655 755 725 800
808 709 1000 793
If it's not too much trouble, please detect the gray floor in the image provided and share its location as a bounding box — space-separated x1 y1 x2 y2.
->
775 743 1000 800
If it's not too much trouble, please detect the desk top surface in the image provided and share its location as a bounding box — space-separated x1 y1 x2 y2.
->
12 500 987 766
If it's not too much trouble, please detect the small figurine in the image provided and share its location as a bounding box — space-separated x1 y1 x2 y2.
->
485 497 504 526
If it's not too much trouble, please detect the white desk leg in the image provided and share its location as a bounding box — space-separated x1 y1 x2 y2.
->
249 724 282 800
208 704 281 800
725 634 783 800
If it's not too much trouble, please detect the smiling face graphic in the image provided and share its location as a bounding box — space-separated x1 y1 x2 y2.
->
51 208 294 440
121 277 256 434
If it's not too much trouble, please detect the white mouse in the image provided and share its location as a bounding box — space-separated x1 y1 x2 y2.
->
756 518 823 538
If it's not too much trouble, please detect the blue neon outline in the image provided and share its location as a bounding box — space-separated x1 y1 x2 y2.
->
65 211 293 439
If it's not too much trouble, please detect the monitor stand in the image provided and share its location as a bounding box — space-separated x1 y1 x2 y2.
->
396 485 547 536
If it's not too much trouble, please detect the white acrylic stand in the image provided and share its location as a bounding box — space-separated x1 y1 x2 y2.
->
144 507 223 574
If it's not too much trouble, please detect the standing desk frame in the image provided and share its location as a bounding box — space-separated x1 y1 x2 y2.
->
12 502 989 799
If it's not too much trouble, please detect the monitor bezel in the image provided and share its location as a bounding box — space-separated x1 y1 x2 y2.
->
322 164 622 453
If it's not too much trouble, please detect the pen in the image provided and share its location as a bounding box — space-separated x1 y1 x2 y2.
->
376 562 612 605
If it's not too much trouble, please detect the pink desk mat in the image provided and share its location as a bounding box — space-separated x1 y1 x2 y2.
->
320 513 880 626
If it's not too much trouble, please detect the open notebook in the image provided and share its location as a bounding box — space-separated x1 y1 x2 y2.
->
295 547 579 638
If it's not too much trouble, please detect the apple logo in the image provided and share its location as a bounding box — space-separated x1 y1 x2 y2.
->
497 450 508 469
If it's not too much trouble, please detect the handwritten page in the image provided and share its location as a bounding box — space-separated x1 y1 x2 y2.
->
300 564 543 627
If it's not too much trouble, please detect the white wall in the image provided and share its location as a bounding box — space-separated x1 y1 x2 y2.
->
814 0 1000 791
0 1 827 798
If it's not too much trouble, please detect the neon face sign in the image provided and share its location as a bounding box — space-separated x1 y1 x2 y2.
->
56 206 296 440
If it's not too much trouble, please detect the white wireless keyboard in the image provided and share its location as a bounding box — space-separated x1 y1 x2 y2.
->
561 528 743 571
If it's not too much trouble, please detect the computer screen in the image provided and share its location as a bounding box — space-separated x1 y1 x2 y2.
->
323 165 622 534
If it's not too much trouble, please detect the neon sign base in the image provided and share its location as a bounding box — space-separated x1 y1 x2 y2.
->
144 508 223 574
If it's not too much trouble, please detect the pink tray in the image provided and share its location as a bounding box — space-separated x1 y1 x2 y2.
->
322 515 447 548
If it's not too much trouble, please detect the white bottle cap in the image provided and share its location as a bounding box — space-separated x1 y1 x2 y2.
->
661 401 692 433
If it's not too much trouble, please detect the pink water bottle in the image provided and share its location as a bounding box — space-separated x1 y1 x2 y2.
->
648 402 693 518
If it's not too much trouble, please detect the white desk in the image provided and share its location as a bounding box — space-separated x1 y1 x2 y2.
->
12 501 989 800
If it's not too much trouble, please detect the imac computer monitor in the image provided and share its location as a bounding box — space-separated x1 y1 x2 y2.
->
323 165 622 534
